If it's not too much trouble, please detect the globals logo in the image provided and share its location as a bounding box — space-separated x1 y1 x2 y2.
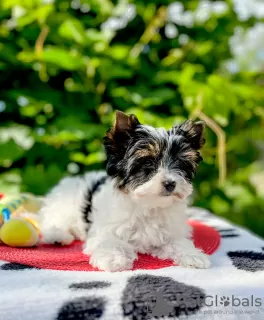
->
205 295 262 308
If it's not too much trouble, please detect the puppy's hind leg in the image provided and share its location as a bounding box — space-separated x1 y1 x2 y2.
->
39 176 87 245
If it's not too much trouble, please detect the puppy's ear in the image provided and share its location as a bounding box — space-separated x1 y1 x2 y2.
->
179 120 205 150
114 110 139 133
104 111 140 176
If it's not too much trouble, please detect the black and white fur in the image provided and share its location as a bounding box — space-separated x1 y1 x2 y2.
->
40 111 210 271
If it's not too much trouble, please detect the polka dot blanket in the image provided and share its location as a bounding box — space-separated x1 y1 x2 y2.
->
0 206 264 320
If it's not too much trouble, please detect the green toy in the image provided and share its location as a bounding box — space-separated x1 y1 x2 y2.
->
0 194 42 247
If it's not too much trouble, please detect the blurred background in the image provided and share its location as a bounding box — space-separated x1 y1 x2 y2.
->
0 0 264 236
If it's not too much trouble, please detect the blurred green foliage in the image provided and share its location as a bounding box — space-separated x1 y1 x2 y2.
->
0 0 264 236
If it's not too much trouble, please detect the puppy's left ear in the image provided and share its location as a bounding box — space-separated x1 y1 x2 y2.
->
179 120 206 150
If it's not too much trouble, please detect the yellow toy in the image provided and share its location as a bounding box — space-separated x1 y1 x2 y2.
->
0 194 42 247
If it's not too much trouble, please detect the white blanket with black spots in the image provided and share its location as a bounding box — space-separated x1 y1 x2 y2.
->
0 208 264 320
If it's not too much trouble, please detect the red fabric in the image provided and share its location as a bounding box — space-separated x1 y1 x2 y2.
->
0 193 4 200
0 220 220 271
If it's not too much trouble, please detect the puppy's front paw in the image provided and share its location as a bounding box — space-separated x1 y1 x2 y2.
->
177 250 211 269
89 249 135 272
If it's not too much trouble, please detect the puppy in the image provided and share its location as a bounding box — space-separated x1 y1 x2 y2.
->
39 111 210 271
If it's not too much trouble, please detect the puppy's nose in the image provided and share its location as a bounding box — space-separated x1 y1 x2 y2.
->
162 180 176 193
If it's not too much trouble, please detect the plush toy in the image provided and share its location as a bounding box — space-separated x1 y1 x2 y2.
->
0 194 42 247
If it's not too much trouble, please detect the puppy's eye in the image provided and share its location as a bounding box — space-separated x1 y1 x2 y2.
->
144 159 153 167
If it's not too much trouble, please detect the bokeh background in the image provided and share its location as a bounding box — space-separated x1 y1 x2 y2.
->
1 0 264 236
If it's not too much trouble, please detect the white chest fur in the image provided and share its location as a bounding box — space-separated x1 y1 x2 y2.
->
91 182 190 254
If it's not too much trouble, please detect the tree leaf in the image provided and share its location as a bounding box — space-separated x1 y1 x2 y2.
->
59 19 86 44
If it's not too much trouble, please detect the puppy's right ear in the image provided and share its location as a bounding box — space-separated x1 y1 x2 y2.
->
107 110 140 142
104 111 140 176
114 110 140 133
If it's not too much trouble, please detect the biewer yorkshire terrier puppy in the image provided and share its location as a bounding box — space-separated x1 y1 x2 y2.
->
40 111 210 271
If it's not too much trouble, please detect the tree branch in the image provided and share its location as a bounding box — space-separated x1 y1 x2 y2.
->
191 93 227 186
35 25 50 82
130 6 167 59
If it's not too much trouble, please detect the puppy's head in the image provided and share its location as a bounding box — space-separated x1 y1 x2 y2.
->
104 111 205 208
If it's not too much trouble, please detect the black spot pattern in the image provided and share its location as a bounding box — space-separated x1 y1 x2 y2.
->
228 251 264 272
69 281 111 290
218 228 236 232
122 275 205 319
221 234 239 238
218 228 240 238
1 262 39 270
57 297 105 320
